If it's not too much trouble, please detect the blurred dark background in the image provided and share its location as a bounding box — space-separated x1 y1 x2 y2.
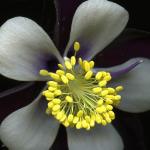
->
0 0 150 150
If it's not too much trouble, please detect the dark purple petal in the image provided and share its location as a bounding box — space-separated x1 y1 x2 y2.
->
54 0 85 50
94 28 150 67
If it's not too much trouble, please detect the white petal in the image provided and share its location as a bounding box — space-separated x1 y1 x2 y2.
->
0 17 63 81
67 124 123 150
64 0 129 59
109 58 150 113
0 94 59 150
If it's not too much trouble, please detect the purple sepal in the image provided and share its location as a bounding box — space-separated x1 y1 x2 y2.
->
110 59 143 78
93 58 143 79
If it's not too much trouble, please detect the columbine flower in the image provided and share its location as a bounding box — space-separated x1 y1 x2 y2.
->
0 0 150 150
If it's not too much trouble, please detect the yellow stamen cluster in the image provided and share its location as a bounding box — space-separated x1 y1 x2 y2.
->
40 42 123 130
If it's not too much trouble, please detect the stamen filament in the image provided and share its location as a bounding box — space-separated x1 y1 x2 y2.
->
40 41 123 130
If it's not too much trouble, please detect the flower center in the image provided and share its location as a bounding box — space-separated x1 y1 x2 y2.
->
40 42 123 130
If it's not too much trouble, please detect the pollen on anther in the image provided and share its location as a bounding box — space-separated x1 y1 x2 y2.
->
40 41 123 130
74 41 80 52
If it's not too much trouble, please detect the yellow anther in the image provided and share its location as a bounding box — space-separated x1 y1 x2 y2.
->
114 95 121 101
106 105 113 111
45 92 54 98
60 114 67 122
108 111 115 118
106 117 111 123
86 124 91 130
85 116 91 122
107 88 115 94
96 105 106 113
63 119 69 127
58 64 64 70
66 73 75 80
102 71 107 77
106 72 111 76
95 114 102 124
89 61 95 68
99 80 107 87
46 97 53 101
76 121 82 129
92 87 102 94
74 41 80 52
56 69 65 76
78 57 83 66
48 87 56 92
73 116 79 124
82 120 88 128
48 102 54 109
71 56 76 66
97 99 104 106
54 90 62 96
39 69 49 76
77 110 83 117
65 96 73 103
101 120 107 126
104 74 112 81
61 75 69 84
83 61 90 72
49 73 60 81
68 114 74 122
90 119 95 127
95 72 103 80
101 90 109 97
47 81 58 87
103 112 109 118
53 98 61 104
85 71 93 80
105 95 115 99
52 104 60 111
91 114 96 121
65 61 72 70
42 90 48 95
116 86 123 92
52 111 58 115
56 111 63 120
105 99 113 104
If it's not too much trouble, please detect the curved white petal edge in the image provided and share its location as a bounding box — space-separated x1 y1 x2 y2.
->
109 58 150 113
64 0 129 60
0 94 60 150
0 17 63 81
67 124 123 150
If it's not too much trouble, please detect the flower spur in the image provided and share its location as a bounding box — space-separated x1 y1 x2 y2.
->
0 0 150 150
